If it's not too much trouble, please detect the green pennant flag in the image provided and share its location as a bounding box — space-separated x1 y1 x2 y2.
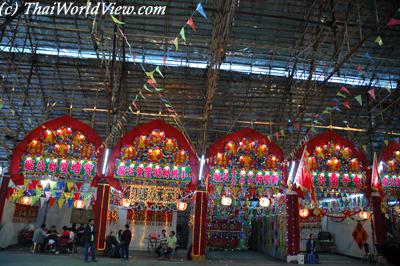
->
311 127 317 133
322 108 331 114
172 37 179 51
385 86 391 94
336 91 347 98
11 109 15 116
280 129 285 137
143 84 153 92
155 87 165 92
384 140 389 146
28 118 32 125
111 15 125 25
139 91 146 99
145 70 155 81
375 36 383 46
362 145 367 152
179 28 186 43
355 95 363 106
216 185 223 195
154 66 164 78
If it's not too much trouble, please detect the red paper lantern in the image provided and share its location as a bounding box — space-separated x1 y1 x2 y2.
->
340 147 352 159
299 208 310 218
216 153 229 167
72 132 85 146
54 143 70 156
327 157 340 171
149 130 165 145
20 196 32 206
388 160 397 172
57 127 72 139
315 146 324 159
163 138 178 153
27 139 44 155
239 139 254 152
349 158 361 173
174 150 188 165
307 157 318 171
74 200 85 209
148 148 162 163
225 141 237 157
134 135 148 150
43 130 56 144
121 145 136 160
265 155 278 170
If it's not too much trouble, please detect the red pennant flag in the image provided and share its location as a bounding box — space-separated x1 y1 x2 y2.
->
294 123 301 130
368 88 376 100
356 64 363 72
147 79 157 88
371 153 384 198
342 101 351 109
340 86 351 94
187 17 196 31
294 147 316 202
274 132 280 141
75 182 83 191
49 197 56 207
388 17 400 26
74 192 81 200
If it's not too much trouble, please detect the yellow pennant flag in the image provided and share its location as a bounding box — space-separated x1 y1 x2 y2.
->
66 182 74 191
58 197 65 208
145 70 155 81
172 37 179 51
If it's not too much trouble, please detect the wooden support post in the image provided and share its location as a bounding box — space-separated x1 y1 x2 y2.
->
286 192 300 261
94 182 110 250
192 190 207 261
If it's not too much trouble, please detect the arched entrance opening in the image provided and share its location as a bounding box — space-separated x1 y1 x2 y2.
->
106 119 198 251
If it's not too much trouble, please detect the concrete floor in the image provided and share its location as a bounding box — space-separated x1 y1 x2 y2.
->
0 249 369 266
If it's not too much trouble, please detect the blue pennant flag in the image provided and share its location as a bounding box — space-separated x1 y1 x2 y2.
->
67 199 74 208
196 3 207 20
55 192 62 200
364 52 373 61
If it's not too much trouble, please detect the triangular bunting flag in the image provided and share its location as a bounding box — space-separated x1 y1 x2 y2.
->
375 36 383 46
336 91 347 98
342 101 351 109
75 182 83 191
322 108 331 114
196 3 208 20
40 197 47 207
179 28 186 43
355 95 363 106
58 197 65 208
147 79 157 88
274 132 280 140
49 197 56 207
145 70 155 81
385 86 391 94
66 182 74 191
384 140 389 146
340 86 351 94
280 129 285 137
364 52 373 61
154 66 164 78
45 191 52 199
172 37 179 51
111 15 125 25
388 17 400 26
368 88 376 100
187 17 196 31
67 199 74 208
356 64 363 72
143 84 153 92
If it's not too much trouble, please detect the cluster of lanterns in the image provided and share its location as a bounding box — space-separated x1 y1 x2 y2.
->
220 195 270 207
20 196 85 209
119 198 188 212
298 207 371 220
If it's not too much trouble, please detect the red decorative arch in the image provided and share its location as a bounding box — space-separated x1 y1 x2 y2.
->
381 142 400 162
107 119 199 188
297 130 367 166
207 128 284 160
380 142 400 190
205 128 285 186
10 115 104 186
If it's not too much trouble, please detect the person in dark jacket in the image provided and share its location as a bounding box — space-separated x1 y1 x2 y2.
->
306 234 320 263
120 224 132 260
83 219 97 262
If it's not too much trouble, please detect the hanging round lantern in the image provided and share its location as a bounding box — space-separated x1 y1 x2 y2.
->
327 157 341 171
225 141 237 157
216 152 229 167
259 197 270 207
394 206 400 214
148 148 162 163
388 160 397 172
299 208 310 218
239 138 254 152
307 157 318 171
164 138 178 153
121 145 136 160
265 155 278 170
20 196 32 206
359 211 370 220
349 158 361 172
240 155 253 168
54 143 70 156
315 146 325 159
149 130 165 145
221 195 232 206
174 150 189 165
120 198 131 207
176 201 188 211
57 127 73 139
134 135 148 150
27 139 44 155
43 130 56 144
74 199 85 209
340 147 352 159
72 132 86 146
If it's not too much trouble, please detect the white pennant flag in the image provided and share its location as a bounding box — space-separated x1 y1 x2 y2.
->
40 197 47 207
45 191 52 199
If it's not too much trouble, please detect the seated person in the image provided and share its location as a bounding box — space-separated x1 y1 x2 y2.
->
105 231 120 258
166 231 177 259
58 226 72 253
45 225 59 251
306 234 320 264
156 229 167 257
32 224 46 253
